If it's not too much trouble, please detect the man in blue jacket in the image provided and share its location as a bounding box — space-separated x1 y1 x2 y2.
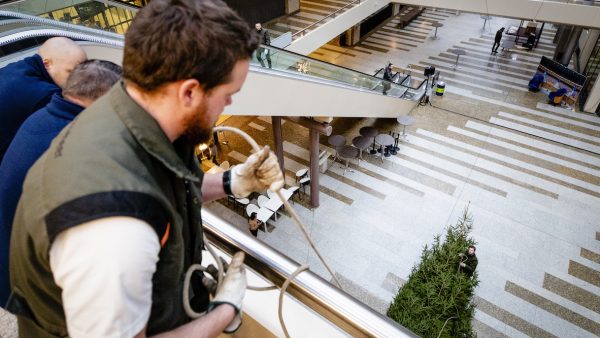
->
0 59 121 307
0 37 87 162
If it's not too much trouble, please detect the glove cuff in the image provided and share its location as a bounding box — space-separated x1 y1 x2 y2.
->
207 301 240 315
222 170 233 196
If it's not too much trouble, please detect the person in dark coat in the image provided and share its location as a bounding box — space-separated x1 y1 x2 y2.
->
255 22 272 68
0 59 121 307
459 245 478 277
491 27 505 54
528 72 545 92
0 37 87 162
382 62 394 95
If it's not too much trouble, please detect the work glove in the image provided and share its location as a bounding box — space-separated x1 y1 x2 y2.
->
459 262 466 268
231 146 284 198
208 252 247 333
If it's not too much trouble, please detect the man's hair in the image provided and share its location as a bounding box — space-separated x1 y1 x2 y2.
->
468 245 476 251
123 0 259 92
62 59 122 100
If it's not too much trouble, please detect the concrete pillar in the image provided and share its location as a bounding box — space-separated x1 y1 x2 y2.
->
309 129 320 208
285 0 300 14
554 25 583 66
583 79 600 115
579 29 600 70
271 116 284 173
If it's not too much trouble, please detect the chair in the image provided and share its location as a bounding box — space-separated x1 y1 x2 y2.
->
287 186 300 204
235 198 249 214
257 195 269 208
219 161 230 170
299 177 310 196
295 168 308 183
246 204 260 219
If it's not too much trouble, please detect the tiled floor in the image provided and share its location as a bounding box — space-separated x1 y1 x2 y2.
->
207 8 600 338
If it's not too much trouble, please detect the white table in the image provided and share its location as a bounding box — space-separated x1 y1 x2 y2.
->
263 189 293 219
256 207 274 231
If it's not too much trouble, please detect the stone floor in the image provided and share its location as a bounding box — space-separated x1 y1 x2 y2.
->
206 6 600 338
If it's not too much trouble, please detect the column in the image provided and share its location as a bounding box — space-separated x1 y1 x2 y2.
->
271 116 284 173
579 29 600 69
285 0 299 14
554 25 583 66
309 129 320 208
583 78 600 114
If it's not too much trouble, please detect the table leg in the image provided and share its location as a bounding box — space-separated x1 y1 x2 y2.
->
370 136 377 154
434 27 438 39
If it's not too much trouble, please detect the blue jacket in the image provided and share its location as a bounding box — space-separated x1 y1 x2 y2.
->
0 54 61 162
0 94 82 307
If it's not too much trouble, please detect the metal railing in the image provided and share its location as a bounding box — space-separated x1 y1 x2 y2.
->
0 27 122 46
202 211 418 338
292 0 361 38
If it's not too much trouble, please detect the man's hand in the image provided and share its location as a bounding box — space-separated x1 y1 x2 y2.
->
459 262 466 268
209 252 247 333
230 146 284 198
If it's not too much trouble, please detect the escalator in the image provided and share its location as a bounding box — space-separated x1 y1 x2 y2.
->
0 0 425 117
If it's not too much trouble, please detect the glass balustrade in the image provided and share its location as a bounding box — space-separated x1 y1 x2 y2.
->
252 45 424 101
1 0 137 34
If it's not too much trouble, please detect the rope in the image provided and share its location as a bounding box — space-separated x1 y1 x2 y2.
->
183 126 343 336
278 264 310 338
436 316 457 338
213 126 343 289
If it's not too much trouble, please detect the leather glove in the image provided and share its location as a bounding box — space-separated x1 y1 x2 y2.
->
459 262 466 268
231 146 284 198
208 252 247 333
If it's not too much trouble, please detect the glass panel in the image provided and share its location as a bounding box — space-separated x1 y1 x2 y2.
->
1 0 136 34
253 45 420 101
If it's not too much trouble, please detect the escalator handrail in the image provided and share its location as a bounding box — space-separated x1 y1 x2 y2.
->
0 10 123 40
0 28 123 47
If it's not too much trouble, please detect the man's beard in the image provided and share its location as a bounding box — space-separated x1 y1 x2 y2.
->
183 101 213 145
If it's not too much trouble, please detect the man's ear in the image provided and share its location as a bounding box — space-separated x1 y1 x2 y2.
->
178 79 204 107
42 58 52 70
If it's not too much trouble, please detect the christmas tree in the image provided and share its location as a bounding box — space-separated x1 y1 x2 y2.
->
387 206 479 337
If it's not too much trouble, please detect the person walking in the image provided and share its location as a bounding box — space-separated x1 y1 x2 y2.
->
248 212 261 238
491 27 505 54
0 60 121 308
0 37 87 162
255 22 272 68
7 0 284 337
382 62 393 95
459 245 478 277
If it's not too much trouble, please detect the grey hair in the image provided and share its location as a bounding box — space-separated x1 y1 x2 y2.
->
62 59 122 100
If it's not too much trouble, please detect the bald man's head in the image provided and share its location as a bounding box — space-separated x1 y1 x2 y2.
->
38 37 87 89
